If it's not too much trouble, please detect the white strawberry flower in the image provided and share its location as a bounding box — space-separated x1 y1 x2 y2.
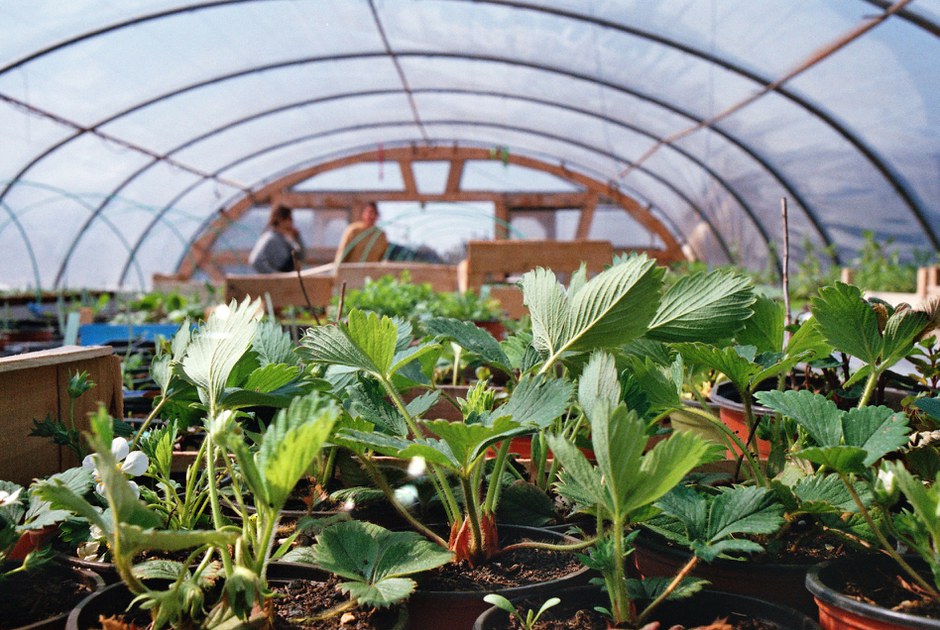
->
0 487 21 507
82 437 150 498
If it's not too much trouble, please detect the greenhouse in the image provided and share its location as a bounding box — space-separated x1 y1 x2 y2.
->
1 2 940 628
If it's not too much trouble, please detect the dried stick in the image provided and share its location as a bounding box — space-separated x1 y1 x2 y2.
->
781 197 792 343
291 250 321 326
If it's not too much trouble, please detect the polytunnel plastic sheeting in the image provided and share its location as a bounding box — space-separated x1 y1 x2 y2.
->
0 0 937 291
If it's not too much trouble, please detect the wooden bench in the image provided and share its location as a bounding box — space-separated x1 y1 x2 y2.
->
333 262 458 293
457 240 614 317
224 270 334 312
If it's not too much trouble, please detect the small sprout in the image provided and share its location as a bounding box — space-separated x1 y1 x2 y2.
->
67 370 95 400
483 593 561 630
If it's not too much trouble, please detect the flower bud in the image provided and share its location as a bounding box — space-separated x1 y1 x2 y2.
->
874 466 899 504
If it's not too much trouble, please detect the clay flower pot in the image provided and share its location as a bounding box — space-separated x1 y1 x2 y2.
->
710 380 774 458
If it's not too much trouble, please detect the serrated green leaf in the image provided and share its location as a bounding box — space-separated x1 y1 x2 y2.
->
695 538 766 563
522 267 571 357
785 317 832 360
496 481 557 527
241 363 302 393
252 319 299 366
424 317 511 373
706 486 784 542
256 393 337 509
735 295 784 354
578 352 621 423
882 308 930 368
916 396 940 421
485 375 572 430
132 559 188 581
811 283 882 364
348 380 407 437
182 298 260 408
546 434 606 511
647 270 754 343
422 416 521 469
341 578 415 609
672 343 761 391
311 521 453 607
628 576 709 601
792 474 864 513
796 446 868 473
755 389 842 447
842 406 909 465
405 390 441 420
566 254 664 353
121 525 238 553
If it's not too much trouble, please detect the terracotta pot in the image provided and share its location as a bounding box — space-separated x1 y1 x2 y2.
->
634 531 819 618
407 524 590 629
710 380 774 458
8 525 59 562
807 554 940 629
474 320 506 340
9 564 104 630
473 584 820 629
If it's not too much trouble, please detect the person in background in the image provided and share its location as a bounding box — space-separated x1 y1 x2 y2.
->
248 204 305 273
334 201 388 265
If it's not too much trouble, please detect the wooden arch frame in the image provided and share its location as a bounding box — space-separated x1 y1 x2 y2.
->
177 146 687 282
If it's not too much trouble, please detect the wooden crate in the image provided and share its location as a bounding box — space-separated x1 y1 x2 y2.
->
0 346 123 486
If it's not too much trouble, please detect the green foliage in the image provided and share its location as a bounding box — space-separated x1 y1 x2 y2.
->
286 520 453 609
756 389 910 472
648 485 785 562
851 231 921 293
483 593 561 630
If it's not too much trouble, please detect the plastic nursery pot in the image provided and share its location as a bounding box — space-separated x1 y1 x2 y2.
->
710 380 774 459
407 524 591 630
807 554 940 629
65 563 330 630
8 565 104 630
473 584 821 629
7 525 59 562
633 530 819 618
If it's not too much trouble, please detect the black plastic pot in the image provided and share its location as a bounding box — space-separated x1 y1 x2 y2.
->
473 584 820 629
65 562 329 629
8 565 103 630
634 530 819 618
407 524 590 629
807 554 940 629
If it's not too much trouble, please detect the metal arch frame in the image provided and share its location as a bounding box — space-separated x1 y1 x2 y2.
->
1 3 931 266
165 140 715 283
157 124 759 284
9 51 828 262
859 0 940 37
88 86 768 287
441 0 939 249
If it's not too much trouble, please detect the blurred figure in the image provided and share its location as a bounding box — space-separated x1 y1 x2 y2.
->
248 204 305 273
334 202 388 264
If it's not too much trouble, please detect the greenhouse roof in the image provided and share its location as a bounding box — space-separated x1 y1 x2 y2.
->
1 0 938 290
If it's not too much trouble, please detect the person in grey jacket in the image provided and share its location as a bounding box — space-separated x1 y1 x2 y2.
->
248 205 305 273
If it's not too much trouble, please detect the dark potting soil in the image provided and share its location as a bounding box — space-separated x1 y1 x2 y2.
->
414 543 581 591
0 562 97 628
271 575 403 629
841 561 940 619
500 607 783 629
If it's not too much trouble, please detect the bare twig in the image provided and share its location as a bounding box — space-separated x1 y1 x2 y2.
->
290 250 321 326
782 198 792 342
337 281 348 324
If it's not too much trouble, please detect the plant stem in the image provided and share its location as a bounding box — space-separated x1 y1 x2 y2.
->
460 474 485 557
610 517 631 626
500 536 597 554
483 439 512 514
857 367 881 408
360 456 449 548
205 434 234 577
638 555 700 624
679 405 766 487
839 471 940 599
130 395 169 450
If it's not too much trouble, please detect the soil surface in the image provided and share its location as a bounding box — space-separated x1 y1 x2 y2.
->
414 542 582 591
0 562 97 628
271 575 404 629
498 607 785 629
841 562 940 619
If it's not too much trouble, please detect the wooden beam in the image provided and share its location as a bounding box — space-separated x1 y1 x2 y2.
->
494 198 509 240
400 159 417 194
276 190 592 208
446 158 464 193
576 193 598 239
